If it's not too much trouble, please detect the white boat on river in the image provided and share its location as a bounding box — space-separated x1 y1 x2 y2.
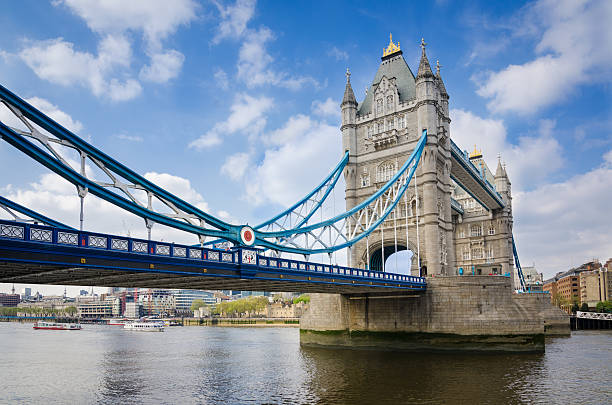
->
123 321 164 332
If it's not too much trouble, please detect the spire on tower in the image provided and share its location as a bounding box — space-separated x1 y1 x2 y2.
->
342 67 357 106
416 38 434 79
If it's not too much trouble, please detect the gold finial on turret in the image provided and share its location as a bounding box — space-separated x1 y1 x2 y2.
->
383 33 401 57
470 145 482 159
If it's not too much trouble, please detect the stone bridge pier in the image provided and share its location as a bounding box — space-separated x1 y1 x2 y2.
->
300 276 569 352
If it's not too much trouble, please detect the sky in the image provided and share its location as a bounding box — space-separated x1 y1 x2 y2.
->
0 0 611 295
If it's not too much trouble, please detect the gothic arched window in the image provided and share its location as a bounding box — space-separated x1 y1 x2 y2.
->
386 95 393 110
376 161 396 183
376 99 383 115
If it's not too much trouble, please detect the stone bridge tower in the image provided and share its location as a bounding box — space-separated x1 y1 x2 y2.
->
341 36 454 276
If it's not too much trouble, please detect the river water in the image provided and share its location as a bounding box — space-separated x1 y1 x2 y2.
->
0 323 610 404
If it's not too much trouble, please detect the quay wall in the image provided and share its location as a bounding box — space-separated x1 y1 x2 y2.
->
300 276 569 352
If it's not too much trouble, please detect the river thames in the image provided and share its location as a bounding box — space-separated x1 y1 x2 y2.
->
0 323 610 404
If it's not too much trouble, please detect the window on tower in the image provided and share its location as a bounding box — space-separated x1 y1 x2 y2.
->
398 115 405 129
377 122 384 133
377 161 396 183
386 95 393 111
470 225 482 237
388 118 394 130
368 126 373 137
376 99 383 115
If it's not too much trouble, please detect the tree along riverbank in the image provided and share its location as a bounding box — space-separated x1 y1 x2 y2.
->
184 317 300 327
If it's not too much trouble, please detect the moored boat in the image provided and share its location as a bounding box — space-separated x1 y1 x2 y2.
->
107 318 128 326
33 321 82 330
123 321 164 332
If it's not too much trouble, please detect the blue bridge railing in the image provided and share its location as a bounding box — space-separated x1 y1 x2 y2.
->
0 219 426 289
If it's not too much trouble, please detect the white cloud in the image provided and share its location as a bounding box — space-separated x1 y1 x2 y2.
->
312 98 340 118
237 27 318 90
19 0 198 100
115 133 143 142
450 109 563 191
190 133 222 149
213 0 256 43
476 0 612 114
214 68 229 89
221 152 251 181
244 116 341 206
56 0 198 49
261 114 313 145
514 160 612 278
20 36 142 101
604 149 612 166
327 46 348 61
139 50 185 83
189 93 273 149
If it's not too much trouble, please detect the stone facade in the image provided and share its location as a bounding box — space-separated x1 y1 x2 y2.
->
341 37 513 279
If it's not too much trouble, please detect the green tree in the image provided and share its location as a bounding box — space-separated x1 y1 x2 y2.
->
293 294 310 304
190 299 205 311
571 302 579 314
596 300 612 313
580 303 589 312
64 306 77 316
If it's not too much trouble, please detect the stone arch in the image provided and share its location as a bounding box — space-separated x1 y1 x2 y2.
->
361 238 421 274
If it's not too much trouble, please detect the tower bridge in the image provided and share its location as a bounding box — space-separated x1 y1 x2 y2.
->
0 35 568 351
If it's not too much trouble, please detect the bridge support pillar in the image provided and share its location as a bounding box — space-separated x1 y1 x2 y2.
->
300 277 569 352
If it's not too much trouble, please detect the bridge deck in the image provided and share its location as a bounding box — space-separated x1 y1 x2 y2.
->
0 220 425 293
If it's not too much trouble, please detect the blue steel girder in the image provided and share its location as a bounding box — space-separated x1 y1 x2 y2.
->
0 84 239 241
0 219 426 293
251 131 427 255
450 139 505 211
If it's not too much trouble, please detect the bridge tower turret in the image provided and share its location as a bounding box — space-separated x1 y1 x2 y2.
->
341 68 358 259
414 39 453 276
495 158 515 285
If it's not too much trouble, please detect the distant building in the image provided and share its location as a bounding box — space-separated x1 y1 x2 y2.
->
124 302 142 319
522 266 543 291
77 297 120 319
79 290 88 296
172 290 216 314
266 301 308 318
0 293 20 307
544 260 604 313
21 288 31 300
139 290 176 317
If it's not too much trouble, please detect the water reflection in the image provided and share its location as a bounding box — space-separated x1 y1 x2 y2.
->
0 324 609 404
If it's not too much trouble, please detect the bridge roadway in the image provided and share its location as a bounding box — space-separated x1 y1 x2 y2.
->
0 219 425 294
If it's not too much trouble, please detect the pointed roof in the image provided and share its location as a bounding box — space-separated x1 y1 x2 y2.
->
342 67 357 106
357 53 416 115
435 60 448 97
416 38 434 80
495 156 507 178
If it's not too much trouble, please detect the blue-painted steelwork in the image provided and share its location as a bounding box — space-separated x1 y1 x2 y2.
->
450 198 464 215
450 139 505 210
0 195 74 229
254 130 426 253
0 219 426 292
512 235 528 292
203 150 349 248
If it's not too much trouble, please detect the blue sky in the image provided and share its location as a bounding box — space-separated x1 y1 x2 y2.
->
0 0 611 295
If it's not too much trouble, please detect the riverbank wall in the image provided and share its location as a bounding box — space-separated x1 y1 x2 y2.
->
300 276 570 352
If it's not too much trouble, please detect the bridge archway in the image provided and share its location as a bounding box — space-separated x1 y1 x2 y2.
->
363 240 420 275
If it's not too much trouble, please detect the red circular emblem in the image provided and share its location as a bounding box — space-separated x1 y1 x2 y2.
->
240 226 255 246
